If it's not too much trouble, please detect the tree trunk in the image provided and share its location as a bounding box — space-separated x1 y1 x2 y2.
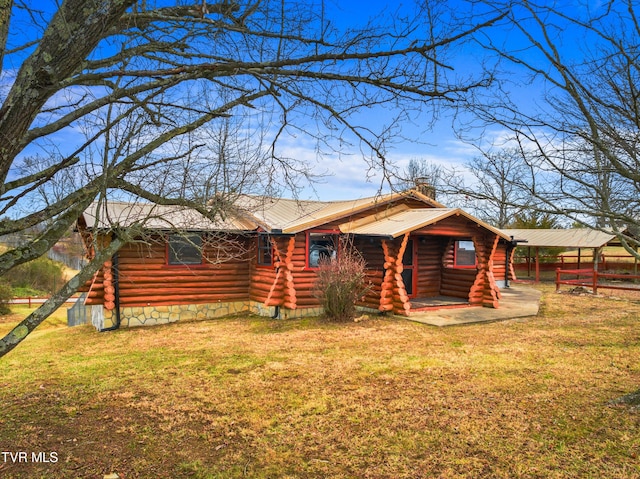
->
0 236 125 358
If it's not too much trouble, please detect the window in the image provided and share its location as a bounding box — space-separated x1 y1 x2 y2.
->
257 234 273 266
168 233 203 266
454 240 476 268
307 232 337 268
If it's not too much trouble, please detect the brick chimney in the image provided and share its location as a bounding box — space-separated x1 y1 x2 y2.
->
414 177 436 200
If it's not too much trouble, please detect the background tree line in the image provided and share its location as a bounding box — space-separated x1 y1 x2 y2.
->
397 1 640 249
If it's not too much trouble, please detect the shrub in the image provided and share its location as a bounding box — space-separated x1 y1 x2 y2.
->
0 281 13 315
313 240 370 322
3 256 65 295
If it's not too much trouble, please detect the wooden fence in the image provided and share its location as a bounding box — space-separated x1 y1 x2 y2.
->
555 268 640 294
515 254 638 271
515 253 639 281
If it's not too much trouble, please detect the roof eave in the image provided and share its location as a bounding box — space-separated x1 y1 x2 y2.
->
403 188 447 208
281 190 443 234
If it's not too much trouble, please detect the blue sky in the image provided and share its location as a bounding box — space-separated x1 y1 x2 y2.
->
3 1 614 205
285 0 498 200
294 0 617 201
4 0 477 201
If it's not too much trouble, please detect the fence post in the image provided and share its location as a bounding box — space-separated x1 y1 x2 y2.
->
556 268 561 292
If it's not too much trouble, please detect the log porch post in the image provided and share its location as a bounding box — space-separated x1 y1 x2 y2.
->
508 246 517 281
470 233 501 308
379 233 411 315
266 236 297 309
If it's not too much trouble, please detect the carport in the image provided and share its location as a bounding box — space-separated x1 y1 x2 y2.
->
501 228 637 282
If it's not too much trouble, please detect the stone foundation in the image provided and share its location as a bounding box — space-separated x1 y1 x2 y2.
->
248 302 323 319
120 301 248 327
91 301 324 330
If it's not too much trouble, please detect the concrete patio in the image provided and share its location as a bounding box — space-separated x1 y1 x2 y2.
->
405 284 542 327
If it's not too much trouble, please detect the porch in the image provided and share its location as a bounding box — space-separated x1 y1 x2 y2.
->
404 285 541 327
409 295 470 311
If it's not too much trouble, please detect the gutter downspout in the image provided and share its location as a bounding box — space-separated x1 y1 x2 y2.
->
505 237 514 288
271 266 281 319
99 252 122 332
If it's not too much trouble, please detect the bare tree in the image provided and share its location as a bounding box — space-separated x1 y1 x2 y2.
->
0 0 504 356
439 147 536 228
460 0 640 256
396 158 443 199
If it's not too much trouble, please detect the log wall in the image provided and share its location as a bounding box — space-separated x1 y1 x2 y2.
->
249 236 281 306
440 267 477 299
250 234 324 310
359 269 384 310
354 237 385 310
354 237 385 270
79 268 105 305
492 241 508 283
84 234 252 307
438 238 475 300
415 236 447 297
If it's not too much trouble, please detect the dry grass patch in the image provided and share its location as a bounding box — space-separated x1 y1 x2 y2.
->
1 285 640 478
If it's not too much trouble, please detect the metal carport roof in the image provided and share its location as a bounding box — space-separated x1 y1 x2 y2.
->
500 228 619 249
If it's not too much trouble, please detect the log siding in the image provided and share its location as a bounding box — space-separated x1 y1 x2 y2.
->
415 235 447 297
84 234 251 308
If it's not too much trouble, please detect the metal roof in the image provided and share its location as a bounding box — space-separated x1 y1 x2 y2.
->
342 208 512 240
81 201 257 232
81 191 508 241
501 228 619 248
234 195 376 233
235 190 444 234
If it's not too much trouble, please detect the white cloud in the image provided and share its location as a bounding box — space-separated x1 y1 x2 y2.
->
271 129 481 200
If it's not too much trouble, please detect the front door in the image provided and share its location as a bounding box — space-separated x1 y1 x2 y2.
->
401 238 417 297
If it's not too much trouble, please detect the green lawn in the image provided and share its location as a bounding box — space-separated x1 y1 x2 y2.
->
1 285 640 478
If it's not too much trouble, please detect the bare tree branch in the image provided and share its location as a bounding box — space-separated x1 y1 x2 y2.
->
460 0 640 255
0 0 502 356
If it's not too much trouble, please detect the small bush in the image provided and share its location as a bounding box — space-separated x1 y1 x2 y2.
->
0 280 13 315
313 240 370 322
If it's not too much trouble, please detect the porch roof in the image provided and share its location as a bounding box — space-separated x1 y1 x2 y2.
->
501 228 620 249
341 207 511 240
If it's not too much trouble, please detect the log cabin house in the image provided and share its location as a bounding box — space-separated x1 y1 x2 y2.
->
77 190 515 330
